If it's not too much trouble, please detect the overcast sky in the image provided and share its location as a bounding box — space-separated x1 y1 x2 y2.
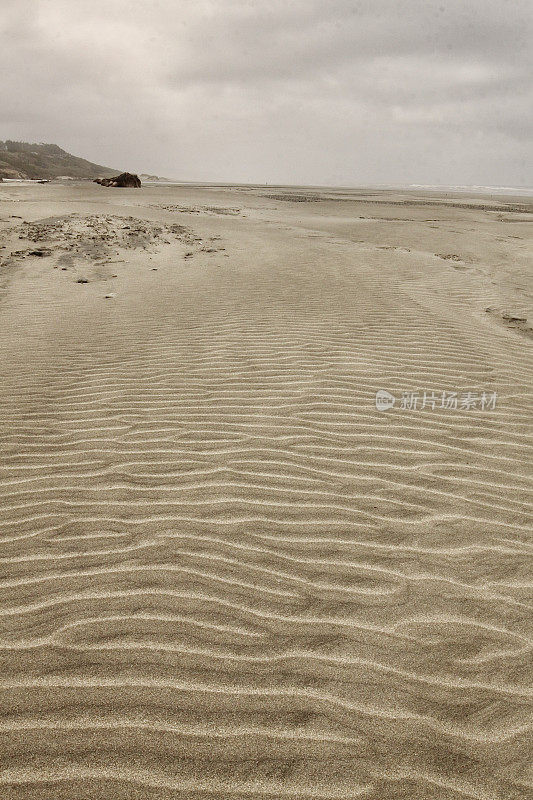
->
1 0 531 185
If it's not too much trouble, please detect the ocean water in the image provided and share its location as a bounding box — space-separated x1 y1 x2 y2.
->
3 177 533 198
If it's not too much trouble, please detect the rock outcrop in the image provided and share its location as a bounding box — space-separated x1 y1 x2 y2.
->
140 174 171 182
94 172 141 188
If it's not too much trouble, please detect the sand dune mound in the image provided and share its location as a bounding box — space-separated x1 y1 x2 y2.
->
15 213 194 264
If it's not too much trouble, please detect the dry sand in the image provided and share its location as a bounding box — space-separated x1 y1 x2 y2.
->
0 181 531 799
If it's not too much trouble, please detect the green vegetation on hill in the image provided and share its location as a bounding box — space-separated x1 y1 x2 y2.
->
0 141 118 180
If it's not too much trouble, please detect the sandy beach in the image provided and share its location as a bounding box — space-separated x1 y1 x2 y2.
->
0 181 531 799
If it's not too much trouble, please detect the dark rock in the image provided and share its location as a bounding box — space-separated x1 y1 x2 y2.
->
502 313 527 322
77 278 89 284
436 253 463 261
94 172 141 188
29 249 51 257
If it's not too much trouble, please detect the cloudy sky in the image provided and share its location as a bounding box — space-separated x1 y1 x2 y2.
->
1 0 531 185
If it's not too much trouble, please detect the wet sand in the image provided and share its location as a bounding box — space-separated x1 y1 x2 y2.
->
0 181 531 799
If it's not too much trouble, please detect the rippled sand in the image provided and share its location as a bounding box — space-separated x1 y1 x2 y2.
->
0 182 531 799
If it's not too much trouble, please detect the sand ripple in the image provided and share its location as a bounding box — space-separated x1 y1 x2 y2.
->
0 185 531 799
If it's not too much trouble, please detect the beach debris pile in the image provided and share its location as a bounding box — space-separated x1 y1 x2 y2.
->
18 214 196 256
151 203 241 216
1 214 203 284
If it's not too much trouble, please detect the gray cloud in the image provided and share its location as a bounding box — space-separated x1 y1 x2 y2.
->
1 0 531 185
